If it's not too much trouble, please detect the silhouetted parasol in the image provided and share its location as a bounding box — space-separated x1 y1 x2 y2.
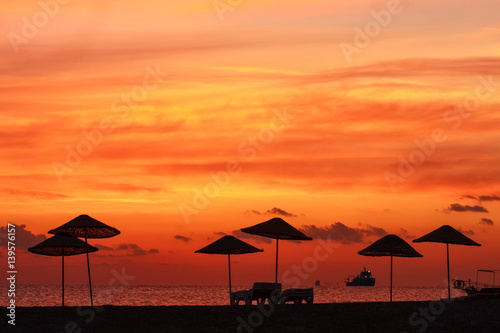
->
49 214 120 306
358 234 422 302
241 217 312 283
28 234 98 306
413 225 481 298
195 235 263 304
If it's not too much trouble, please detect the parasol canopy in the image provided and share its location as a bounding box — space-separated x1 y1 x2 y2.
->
413 225 481 298
195 235 263 304
28 234 98 306
48 214 120 239
241 217 312 283
241 217 312 241
413 225 480 246
28 234 99 256
195 235 263 255
358 234 422 302
49 214 120 306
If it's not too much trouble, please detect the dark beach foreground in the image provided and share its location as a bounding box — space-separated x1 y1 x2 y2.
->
4 298 499 333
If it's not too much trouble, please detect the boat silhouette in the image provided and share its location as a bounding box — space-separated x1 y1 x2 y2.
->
345 267 376 286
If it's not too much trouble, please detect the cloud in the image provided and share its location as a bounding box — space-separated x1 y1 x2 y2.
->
245 207 298 218
213 231 227 236
90 183 164 193
96 243 159 256
461 195 500 202
457 227 475 236
461 195 478 201
0 189 70 200
94 244 114 251
299 222 388 244
445 203 488 213
174 235 192 243
479 195 500 202
479 218 494 226
397 228 416 239
0 224 47 249
117 243 148 256
231 230 273 244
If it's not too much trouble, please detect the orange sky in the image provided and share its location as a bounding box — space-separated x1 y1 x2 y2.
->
1 0 499 288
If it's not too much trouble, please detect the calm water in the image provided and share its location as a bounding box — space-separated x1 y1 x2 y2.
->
1 285 465 307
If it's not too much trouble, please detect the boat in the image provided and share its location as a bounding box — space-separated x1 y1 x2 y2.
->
453 269 500 297
345 267 375 286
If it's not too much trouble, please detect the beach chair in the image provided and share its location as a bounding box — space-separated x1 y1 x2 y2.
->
230 282 282 305
279 288 314 304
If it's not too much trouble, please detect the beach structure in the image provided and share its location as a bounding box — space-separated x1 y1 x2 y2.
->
28 234 98 306
49 214 120 306
241 217 312 283
231 282 282 305
358 234 422 302
279 287 314 304
413 225 481 298
195 235 263 304
453 269 500 297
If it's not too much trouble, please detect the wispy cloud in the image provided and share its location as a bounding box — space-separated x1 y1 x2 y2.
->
231 230 272 244
0 189 70 200
90 183 164 193
398 228 416 239
174 235 192 243
95 243 159 257
457 227 475 236
245 207 298 217
461 194 500 202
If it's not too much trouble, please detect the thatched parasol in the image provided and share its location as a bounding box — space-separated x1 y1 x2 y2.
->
358 234 423 302
195 235 263 304
241 217 312 283
49 214 120 306
28 234 98 306
413 225 481 298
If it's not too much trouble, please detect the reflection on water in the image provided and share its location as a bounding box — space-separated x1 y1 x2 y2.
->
0 285 465 307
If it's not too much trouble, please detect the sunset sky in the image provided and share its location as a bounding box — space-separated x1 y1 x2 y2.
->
1 0 499 289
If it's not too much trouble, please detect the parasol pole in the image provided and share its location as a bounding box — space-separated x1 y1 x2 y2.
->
62 253 65 307
446 243 450 299
275 238 279 284
390 255 393 302
228 254 232 305
85 230 94 306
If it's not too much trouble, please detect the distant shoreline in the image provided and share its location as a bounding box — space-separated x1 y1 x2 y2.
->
5 298 500 332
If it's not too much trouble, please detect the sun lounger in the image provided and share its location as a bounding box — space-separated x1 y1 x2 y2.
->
279 288 314 304
230 282 282 305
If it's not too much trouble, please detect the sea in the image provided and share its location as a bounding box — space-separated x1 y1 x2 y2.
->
1 285 465 307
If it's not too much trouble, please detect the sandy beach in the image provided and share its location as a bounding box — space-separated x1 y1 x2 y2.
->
4 297 499 333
